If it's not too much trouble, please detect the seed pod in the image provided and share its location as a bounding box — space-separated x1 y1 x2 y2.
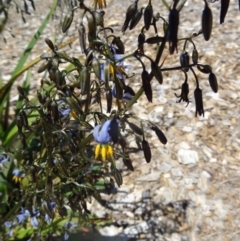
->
121 0 139 33
167 5 179 54
17 86 29 101
130 7 143 30
142 70 152 102
127 121 143 135
194 87 204 117
45 38 55 51
113 169 123 187
145 36 164 44
144 0 153 30
142 139 151 163
192 48 198 64
151 126 167 144
106 89 112 113
202 1 212 41
180 50 190 72
197 64 212 74
208 72 218 93
220 0 230 24
62 10 74 33
78 23 86 54
112 37 125 54
123 157 134 171
92 57 101 80
109 117 119 144
151 61 163 84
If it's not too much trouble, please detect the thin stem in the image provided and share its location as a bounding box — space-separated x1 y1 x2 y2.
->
190 66 199 88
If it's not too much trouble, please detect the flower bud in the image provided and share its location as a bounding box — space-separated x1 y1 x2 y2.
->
202 1 212 41
192 48 198 64
112 37 125 54
180 50 190 72
167 6 179 54
51 102 59 123
106 89 112 113
129 7 143 30
197 64 212 74
45 38 55 52
113 169 123 187
142 139 151 163
78 23 86 54
144 0 153 30
127 121 143 135
194 87 204 117
17 86 29 102
220 0 230 24
62 10 74 33
141 70 152 102
80 67 90 95
151 126 167 145
91 57 101 80
121 0 139 33
20 110 29 129
145 36 164 44
38 60 51 73
138 32 145 54
208 72 218 93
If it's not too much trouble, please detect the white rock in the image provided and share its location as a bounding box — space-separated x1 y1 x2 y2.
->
171 167 183 177
177 149 199 165
99 225 122 236
136 171 162 182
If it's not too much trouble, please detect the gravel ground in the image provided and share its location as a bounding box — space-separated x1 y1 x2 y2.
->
1 0 240 241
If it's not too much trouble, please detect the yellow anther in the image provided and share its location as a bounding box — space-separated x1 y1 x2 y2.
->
101 145 107 162
107 145 114 160
95 144 101 160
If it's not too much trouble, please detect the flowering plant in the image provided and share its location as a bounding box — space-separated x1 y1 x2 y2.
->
0 0 233 239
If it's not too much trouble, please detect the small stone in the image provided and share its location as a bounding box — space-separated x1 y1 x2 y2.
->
177 149 199 165
136 171 162 182
171 167 183 177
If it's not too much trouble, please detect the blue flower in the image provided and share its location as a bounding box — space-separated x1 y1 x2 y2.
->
0 153 9 170
44 201 57 224
93 120 112 144
4 221 14 237
64 221 77 241
17 206 40 227
12 169 25 183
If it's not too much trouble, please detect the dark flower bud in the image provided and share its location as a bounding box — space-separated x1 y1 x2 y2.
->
138 32 145 54
123 157 134 171
92 57 101 80
113 169 123 187
163 21 168 35
45 38 55 52
202 1 212 41
37 91 44 104
17 86 29 102
180 50 190 72
151 126 167 144
38 60 51 73
112 37 125 54
142 139 151 163
192 48 198 64
93 10 104 27
194 87 204 117
20 110 29 129
51 102 59 123
127 121 143 135
80 67 90 95
145 36 164 44
106 89 112 113
129 7 143 30
62 10 74 33
220 0 230 24
167 5 179 54
141 70 152 102
208 72 218 93
197 64 212 74
78 23 86 54
144 0 153 30
121 0 139 33
109 117 119 144
175 81 190 106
